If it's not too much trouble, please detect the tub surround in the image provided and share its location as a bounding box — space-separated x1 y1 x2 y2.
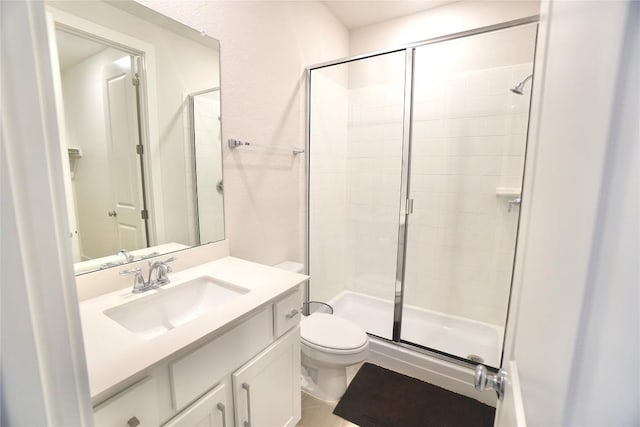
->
78 241 307 401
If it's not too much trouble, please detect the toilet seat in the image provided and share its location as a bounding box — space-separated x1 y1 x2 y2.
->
301 313 368 354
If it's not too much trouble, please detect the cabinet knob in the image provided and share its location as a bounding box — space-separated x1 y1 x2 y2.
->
127 416 140 427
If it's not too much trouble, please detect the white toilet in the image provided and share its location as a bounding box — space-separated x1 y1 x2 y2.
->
274 262 369 402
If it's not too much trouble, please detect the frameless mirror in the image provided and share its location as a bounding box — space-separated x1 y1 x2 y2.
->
46 0 224 274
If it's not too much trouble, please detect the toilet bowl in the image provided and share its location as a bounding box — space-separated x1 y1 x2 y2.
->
274 261 369 402
300 313 369 401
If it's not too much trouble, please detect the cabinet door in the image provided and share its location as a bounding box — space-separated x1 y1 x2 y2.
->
93 377 160 427
164 382 231 427
232 327 301 427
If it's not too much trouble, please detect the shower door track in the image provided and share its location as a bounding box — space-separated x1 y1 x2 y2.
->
305 14 540 370
368 332 500 373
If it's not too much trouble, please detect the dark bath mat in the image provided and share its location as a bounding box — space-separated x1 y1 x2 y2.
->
333 363 495 427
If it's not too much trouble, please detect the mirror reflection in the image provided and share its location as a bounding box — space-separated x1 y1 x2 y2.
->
46 1 224 274
190 88 224 245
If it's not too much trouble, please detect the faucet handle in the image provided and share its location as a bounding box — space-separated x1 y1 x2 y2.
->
120 267 148 293
163 257 176 272
147 256 176 267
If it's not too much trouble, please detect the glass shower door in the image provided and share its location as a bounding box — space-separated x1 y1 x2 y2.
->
308 51 407 340
400 24 538 367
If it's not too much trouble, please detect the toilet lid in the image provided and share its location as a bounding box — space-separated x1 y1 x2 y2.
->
300 313 368 351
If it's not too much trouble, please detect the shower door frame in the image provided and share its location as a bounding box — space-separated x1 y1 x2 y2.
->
306 15 540 370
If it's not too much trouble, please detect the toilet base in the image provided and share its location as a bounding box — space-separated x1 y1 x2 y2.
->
301 363 348 402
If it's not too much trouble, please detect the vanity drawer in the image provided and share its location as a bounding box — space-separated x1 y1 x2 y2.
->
93 376 160 427
274 288 302 337
169 308 273 411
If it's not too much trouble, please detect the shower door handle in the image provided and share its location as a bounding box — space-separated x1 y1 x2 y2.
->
474 364 507 400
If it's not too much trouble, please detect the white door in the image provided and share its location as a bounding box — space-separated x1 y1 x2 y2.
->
103 56 147 251
494 1 639 425
232 328 301 427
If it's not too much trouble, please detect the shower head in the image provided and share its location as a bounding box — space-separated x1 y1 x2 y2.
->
511 74 533 95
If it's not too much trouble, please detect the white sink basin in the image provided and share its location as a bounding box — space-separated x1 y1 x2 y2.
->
104 276 249 340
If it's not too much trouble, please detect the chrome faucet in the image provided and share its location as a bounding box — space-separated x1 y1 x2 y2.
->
120 257 176 293
117 249 135 263
147 257 175 287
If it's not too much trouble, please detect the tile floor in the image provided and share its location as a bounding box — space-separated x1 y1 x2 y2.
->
296 363 363 427
296 392 358 427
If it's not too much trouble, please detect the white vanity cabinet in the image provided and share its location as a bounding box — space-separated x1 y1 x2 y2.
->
232 328 301 427
91 287 302 427
93 377 161 427
163 382 230 427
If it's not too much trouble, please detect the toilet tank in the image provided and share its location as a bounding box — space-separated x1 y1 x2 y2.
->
274 261 306 312
273 261 305 274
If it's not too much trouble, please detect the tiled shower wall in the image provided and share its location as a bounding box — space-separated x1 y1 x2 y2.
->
345 82 404 302
308 70 351 304
346 62 532 325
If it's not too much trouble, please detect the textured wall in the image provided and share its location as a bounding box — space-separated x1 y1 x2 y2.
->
136 0 349 265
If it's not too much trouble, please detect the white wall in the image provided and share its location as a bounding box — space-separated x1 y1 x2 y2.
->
350 1 540 55
135 0 349 266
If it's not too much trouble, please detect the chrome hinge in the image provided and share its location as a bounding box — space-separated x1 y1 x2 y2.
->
136 144 143 155
141 209 148 220
132 73 140 87
405 198 414 215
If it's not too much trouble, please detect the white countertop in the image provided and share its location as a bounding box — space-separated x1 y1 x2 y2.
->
80 256 307 399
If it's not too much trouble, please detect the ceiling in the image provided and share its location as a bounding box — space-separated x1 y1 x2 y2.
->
322 0 460 30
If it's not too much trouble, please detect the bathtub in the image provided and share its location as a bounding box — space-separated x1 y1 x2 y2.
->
329 291 503 405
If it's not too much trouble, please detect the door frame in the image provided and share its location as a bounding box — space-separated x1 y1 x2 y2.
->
1 1 93 424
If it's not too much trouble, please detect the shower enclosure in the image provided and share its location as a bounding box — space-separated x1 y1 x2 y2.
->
307 18 537 369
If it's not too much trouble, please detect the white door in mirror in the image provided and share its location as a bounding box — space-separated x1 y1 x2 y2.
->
104 58 147 251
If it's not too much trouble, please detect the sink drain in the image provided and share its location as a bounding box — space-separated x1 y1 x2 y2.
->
467 354 484 363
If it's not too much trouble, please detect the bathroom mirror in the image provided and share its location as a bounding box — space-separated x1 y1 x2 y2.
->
46 0 224 274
